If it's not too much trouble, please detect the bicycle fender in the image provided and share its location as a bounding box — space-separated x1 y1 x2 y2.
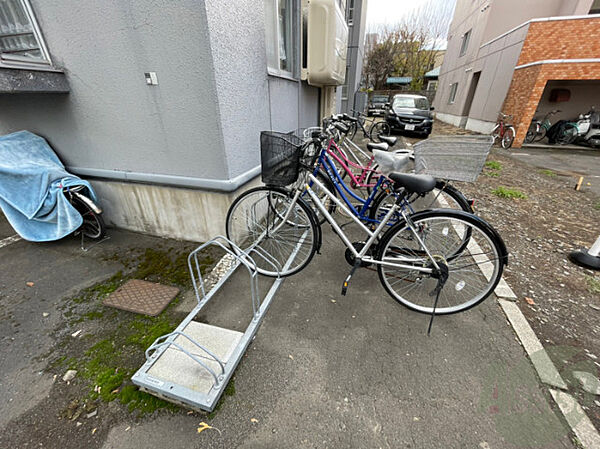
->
72 191 102 214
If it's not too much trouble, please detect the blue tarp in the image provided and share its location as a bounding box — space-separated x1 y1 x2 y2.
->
0 131 97 242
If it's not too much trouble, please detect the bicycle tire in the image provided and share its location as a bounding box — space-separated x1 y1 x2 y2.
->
368 180 473 224
71 195 106 240
376 209 506 315
364 163 381 196
347 122 357 140
501 127 515 149
225 187 319 277
533 126 547 143
491 124 500 144
369 122 391 142
524 123 537 144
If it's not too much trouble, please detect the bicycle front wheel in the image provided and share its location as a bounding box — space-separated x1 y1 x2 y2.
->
226 187 319 277
369 121 391 142
501 127 515 149
376 210 506 315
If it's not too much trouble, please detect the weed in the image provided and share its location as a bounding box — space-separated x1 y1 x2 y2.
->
485 161 502 171
491 186 527 199
594 202 600 211
585 275 600 295
484 170 500 177
540 169 557 177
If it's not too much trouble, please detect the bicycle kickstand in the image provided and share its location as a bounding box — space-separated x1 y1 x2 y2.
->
427 263 449 335
341 261 361 296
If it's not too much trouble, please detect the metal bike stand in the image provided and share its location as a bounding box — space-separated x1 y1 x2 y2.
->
132 235 294 412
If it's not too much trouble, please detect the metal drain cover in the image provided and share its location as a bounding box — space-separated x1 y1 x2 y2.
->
103 279 179 316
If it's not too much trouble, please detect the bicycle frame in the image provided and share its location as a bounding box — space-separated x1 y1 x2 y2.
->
311 147 387 224
302 173 438 272
325 137 377 188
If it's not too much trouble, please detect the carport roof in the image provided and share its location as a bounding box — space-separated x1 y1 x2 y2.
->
386 76 412 84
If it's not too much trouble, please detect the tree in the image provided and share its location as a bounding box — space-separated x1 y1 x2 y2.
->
363 0 454 91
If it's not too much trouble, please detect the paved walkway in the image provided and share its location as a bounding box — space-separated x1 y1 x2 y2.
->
508 146 600 195
0 209 579 448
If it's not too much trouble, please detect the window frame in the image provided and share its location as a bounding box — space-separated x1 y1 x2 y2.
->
0 0 53 70
448 82 458 104
459 29 471 57
265 0 297 80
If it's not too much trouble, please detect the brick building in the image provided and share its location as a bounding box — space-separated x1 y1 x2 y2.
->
434 0 600 147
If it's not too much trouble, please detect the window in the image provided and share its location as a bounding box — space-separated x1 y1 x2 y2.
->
427 80 438 91
591 0 600 14
393 95 430 111
448 83 458 104
459 29 471 57
265 0 295 78
0 0 51 68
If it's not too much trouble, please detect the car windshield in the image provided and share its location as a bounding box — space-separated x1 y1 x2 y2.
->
393 96 429 110
371 96 388 103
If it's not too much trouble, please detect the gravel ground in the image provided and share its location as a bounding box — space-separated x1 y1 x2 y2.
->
401 119 600 430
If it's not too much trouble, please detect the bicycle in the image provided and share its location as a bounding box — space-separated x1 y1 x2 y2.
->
345 110 391 143
61 184 106 240
225 132 508 324
524 110 559 144
491 113 515 149
306 122 474 225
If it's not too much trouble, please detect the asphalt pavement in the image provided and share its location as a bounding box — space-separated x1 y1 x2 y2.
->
0 213 578 448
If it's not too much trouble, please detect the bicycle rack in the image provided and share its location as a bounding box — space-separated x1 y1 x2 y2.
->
132 235 295 412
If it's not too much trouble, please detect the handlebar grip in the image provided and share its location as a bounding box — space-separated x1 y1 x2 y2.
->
334 122 349 134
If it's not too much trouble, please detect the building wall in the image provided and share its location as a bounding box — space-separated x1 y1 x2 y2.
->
0 0 228 180
435 0 597 131
501 15 600 145
482 0 593 44
517 16 600 65
535 80 600 122
504 61 600 146
0 0 322 241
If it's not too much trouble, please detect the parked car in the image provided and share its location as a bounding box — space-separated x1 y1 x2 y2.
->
384 94 434 137
367 95 390 116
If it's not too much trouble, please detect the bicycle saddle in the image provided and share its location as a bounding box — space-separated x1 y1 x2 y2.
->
367 142 389 152
388 172 436 194
378 135 397 146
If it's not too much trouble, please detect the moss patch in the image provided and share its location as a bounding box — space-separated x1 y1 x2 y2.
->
485 161 502 171
50 243 221 416
492 186 527 200
540 169 557 177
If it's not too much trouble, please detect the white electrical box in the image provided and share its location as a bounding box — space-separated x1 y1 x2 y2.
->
307 0 348 86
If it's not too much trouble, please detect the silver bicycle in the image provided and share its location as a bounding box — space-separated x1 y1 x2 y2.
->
226 132 508 321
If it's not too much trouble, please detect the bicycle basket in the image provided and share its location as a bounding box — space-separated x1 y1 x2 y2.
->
413 135 494 182
260 131 304 187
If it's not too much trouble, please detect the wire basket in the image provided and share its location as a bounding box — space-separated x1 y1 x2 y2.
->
412 135 494 182
260 131 304 187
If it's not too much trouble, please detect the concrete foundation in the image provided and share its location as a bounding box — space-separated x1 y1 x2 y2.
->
91 177 262 242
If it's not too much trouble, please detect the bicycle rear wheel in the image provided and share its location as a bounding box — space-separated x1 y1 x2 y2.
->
377 210 506 315
368 181 473 225
369 121 391 142
71 195 106 240
225 187 319 277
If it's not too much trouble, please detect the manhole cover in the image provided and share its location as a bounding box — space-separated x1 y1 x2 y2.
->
103 279 179 316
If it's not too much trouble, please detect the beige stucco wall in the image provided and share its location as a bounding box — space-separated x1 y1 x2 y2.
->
434 0 595 128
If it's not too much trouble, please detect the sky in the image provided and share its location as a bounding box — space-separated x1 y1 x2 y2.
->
366 0 457 29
